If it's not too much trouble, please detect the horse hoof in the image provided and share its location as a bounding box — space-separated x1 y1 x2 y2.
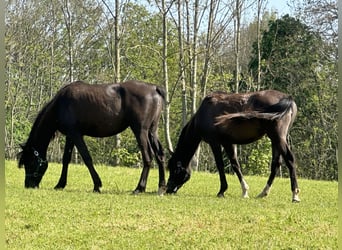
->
93 188 101 193
158 186 166 196
292 197 301 203
54 183 66 189
217 193 225 198
256 193 267 198
133 188 145 195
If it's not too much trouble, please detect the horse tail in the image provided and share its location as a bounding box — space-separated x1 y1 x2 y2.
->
156 86 166 100
215 96 296 125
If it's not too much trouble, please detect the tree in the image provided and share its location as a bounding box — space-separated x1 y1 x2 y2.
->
249 15 337 180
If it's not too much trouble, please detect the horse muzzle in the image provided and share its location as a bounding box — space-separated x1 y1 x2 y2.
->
166 170 191 194
166 181 182 194
25 177 40 189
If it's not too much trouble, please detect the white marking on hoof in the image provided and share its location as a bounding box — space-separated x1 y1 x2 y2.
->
292 188 300 203
241 179 249 198
158 186 166 196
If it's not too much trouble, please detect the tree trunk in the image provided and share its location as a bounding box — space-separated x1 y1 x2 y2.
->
177 0 187 127
191 0 200 170
256 0 263 91
161 0 173 153
234 0 242 93
200 0 216 98
113 0 121 165
62 0 78 163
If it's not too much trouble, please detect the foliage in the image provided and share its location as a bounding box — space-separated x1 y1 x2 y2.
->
243 137 272 176
5 1 337 180
111 147 141 167
5 161 338 249
248 15 337 180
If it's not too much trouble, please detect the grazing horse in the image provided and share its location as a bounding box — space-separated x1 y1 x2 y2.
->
18 80 166 194
166 90 300 202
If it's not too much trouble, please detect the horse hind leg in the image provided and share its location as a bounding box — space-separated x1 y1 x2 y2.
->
133 129 153 194
149 131 166 195
282 142 300 202
55 137 74 190
257 142 280 198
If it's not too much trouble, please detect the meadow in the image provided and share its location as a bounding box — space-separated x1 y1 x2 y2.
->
5 160 337 249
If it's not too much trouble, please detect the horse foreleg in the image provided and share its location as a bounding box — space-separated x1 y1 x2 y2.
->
210 143 228 197
224 144 249 198
55 137 74 190
71 133 102 192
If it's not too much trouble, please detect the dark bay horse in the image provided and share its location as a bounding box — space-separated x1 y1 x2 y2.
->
166 90 300 202
18 80 166 194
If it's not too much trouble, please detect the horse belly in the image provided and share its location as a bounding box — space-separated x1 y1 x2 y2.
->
221 120 266 144
80 115 128 137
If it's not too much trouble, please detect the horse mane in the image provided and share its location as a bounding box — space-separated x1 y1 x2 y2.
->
18 98 56 167
171 116 201 167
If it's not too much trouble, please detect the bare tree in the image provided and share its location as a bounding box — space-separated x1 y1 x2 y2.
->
190 0 199 114
101 0 123 165
113 0 121 164
256 0 267 90
234 0 242 93
62 0 74 83
199 0 216 97
154 0 174 152
177 0 188 127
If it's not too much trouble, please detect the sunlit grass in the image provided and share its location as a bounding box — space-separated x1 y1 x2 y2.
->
5 160 337 249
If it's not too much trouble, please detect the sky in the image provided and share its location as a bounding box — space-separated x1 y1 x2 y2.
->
266 0 293 16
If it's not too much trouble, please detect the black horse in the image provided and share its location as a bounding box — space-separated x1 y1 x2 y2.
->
18 80 166 194
166 90 300 202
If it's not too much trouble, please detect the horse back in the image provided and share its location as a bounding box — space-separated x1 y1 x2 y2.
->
54 80 164 137
194 90 295 144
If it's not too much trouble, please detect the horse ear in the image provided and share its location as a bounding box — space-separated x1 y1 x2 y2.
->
18 143 27 168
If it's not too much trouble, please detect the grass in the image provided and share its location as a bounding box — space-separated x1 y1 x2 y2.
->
5 160 337 249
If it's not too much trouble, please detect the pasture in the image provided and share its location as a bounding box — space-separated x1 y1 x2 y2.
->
5 160 337 249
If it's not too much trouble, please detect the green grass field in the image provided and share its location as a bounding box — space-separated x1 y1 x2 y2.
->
5 160 337 249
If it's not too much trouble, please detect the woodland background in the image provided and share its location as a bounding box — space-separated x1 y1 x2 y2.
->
5 0 337 180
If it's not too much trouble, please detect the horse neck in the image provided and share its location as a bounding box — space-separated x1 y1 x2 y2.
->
27 103 56 158
174 118 201 168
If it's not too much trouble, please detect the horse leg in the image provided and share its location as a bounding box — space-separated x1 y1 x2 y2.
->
209 143 228 197
257 142 281 198
54 137 74 189
149 131 166 195
70 133 102 192
133 129 153 194
224 144 249 198
280 140 300 202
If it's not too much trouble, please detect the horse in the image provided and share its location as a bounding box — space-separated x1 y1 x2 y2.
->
18 80 166 194
166 90 300 202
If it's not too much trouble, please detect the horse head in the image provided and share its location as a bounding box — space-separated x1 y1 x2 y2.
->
166 156 191 194
18 144 48 189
